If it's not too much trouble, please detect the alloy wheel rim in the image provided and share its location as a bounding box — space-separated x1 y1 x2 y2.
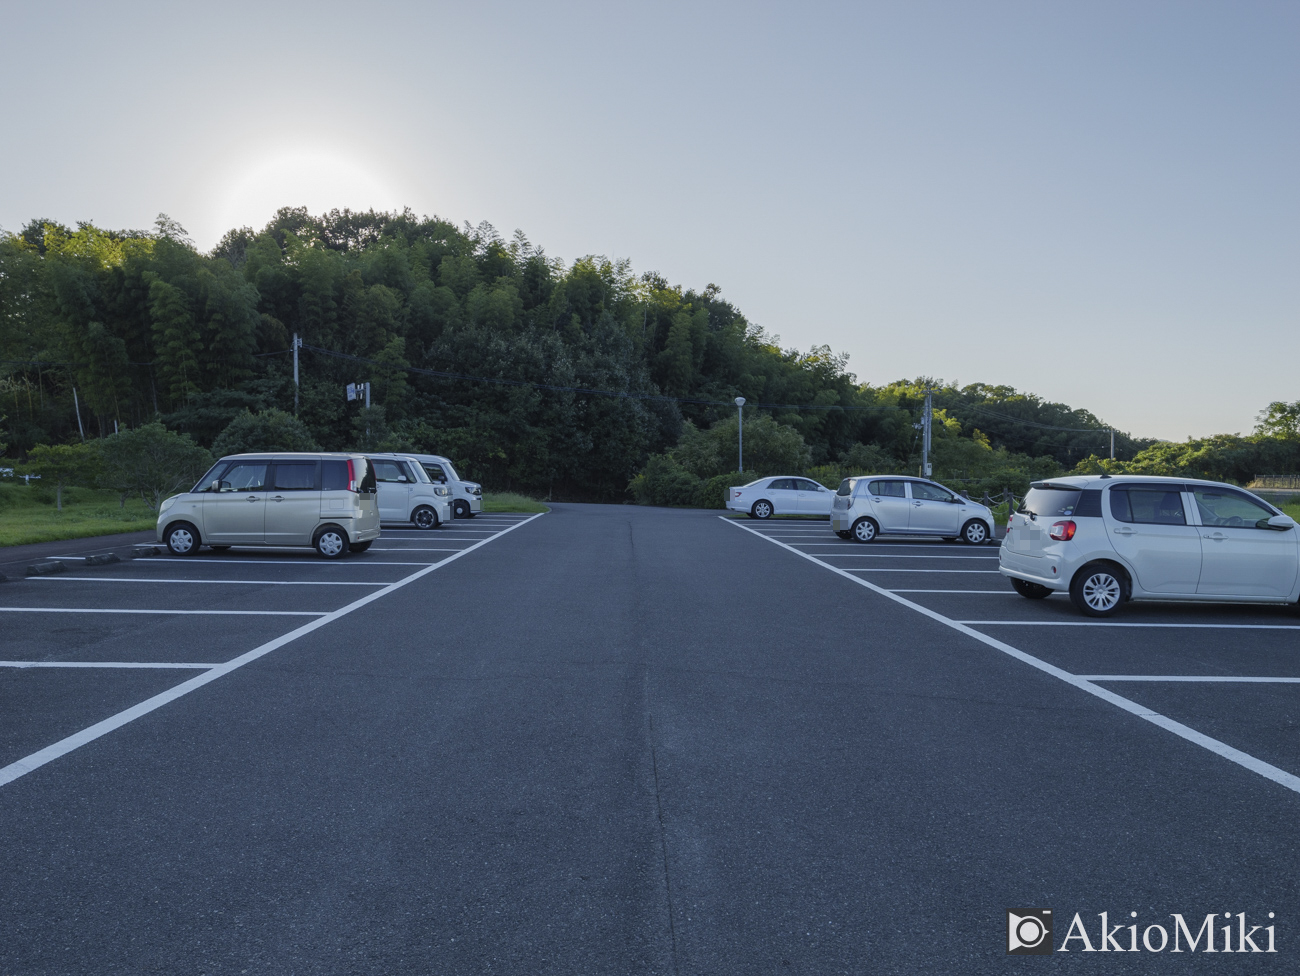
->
416 509 434 528
1083 573 1120 610
966 524 986 543
756 503 770 518
856 522 874 541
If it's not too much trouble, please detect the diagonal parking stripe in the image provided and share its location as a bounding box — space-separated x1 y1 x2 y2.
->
0 512 545 789
722 516 1300 797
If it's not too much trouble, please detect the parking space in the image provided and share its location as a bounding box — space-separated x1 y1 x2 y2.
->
0 513 542 785
725 514 1300 794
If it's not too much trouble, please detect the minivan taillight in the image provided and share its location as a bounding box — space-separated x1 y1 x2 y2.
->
1049 520 1077 542
346 458 358 492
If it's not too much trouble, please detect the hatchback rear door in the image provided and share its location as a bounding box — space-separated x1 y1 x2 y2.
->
1104 484 1201 593
865 479 911 532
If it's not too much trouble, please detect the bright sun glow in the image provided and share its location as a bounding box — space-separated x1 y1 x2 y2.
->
217 149 403 234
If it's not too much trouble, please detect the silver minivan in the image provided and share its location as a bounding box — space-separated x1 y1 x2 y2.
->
156 453 380 558
404 453 482 518
368 454 453 528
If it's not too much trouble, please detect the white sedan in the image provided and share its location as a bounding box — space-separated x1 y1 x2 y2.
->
727 476 834 518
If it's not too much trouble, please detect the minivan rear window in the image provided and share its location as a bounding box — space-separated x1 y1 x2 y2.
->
1020 485 1083 518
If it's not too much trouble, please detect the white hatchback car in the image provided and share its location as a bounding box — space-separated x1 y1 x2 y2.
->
369 454 453 529
727 476 835 518
830 476 996 544
1000 475 1300 616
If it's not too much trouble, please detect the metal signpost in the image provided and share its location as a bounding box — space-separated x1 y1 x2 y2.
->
735 397 745 472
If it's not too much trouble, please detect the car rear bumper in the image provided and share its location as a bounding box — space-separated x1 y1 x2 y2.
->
998 546 1067 590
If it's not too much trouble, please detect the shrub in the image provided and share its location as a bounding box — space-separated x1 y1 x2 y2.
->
212 409 318 456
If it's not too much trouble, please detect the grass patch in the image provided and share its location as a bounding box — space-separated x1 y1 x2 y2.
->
1279 499 1300 521
0 482 157 547
481 492 549 514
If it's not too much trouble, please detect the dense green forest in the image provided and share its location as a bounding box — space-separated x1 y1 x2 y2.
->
1 208 1295 501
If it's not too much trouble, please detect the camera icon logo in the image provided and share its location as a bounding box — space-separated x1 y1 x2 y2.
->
1007 909 1053 954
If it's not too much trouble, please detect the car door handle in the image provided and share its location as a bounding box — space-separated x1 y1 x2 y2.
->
1113 527 1134 535
272 495 284 503
1203 532 1227 541
247 495 260 502
913 501 922 507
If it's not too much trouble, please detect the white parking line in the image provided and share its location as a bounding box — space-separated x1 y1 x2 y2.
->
889 589 1018 594
959 620 1300 630
135 558 434 567
0 512 545 789
844 568 1002 574
0 608 324 616
723 516 1300 797
1084 675 1300 683
370 547 463 552
811 554 997 560
31 577 386 587
0 661 219 669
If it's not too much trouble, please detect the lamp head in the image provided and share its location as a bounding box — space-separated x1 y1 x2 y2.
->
734 397 746 406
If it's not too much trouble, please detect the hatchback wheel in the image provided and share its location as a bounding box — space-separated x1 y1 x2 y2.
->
851 517 878 543
1011 577 1052 600
1069 561 1127 617
166 522 199 556
960 519 989 545
750 500 773 519
314 527 348 559
412 505 438 530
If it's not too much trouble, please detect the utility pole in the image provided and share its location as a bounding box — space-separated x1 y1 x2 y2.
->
920 387 934 478
735 397 746 472
292 333 302 415
1109 428 1115 461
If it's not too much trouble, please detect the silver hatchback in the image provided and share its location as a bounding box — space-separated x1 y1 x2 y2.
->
830 476 995 544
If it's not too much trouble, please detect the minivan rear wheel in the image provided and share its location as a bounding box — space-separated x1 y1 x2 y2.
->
412 505 438 530
314 526 348 559
1069 561 1128 617
851 517 879 543
349 541 373 553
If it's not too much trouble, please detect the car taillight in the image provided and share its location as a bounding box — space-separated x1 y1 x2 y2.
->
1049 520 1076 541
346 458 358 493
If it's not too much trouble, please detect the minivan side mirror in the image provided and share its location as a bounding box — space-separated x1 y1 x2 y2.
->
1263 514 1296 531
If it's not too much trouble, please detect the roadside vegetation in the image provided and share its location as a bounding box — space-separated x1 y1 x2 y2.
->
0 481 155 547
481 492 549 514
3 209 1298 520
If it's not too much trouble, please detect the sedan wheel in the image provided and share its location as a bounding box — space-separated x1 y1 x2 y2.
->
851 517 878 543
412 505 438 530
751 500 773 519
314 527 348 559
961 520 989 545
1069 562 1127 617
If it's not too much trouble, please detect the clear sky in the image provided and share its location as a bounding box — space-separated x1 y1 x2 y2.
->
2 1 1295 441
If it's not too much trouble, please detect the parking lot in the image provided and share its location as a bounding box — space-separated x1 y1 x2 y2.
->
0 514 541 785
2 503 1298 975
726 515 1300 795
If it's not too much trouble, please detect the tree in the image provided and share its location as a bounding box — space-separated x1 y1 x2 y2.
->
23 442 101 510
1256 401 1300 440
211 409 319 456
98 423 213 511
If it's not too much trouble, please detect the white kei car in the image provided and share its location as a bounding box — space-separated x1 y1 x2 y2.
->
369 455 453 529
727 476 835 518
830 476 996 544
1000 475 1300 616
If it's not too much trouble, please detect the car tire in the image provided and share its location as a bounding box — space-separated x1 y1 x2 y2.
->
851 517 879 543
209 545 231 553
412 505 439 530
836 530 851 540
941 536 957 542
453 499 471 519
349 541 373 553
313 526 349 559
165 522 200 556
1069 561 1128 617
750 500 773 519
1011 577 1052 600
960 519 990 545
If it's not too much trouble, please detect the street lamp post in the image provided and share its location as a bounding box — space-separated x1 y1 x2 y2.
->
735 397 746 472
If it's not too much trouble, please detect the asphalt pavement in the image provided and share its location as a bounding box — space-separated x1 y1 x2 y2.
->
1 504 1298 974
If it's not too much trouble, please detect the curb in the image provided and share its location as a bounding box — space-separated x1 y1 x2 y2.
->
27 561 67 576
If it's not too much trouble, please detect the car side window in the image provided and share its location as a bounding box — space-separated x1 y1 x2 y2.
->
423 463 447 483
796 479 825 492
373 461 406 483
218 463 268 492
1111 488 1186 525
867 480 906 497
1194 488 1273 528
272 462 318 491
911 482 952 502
768 478 795 491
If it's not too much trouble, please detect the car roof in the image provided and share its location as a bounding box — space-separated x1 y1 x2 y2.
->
218 452 364 460
1032 474 1249 490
